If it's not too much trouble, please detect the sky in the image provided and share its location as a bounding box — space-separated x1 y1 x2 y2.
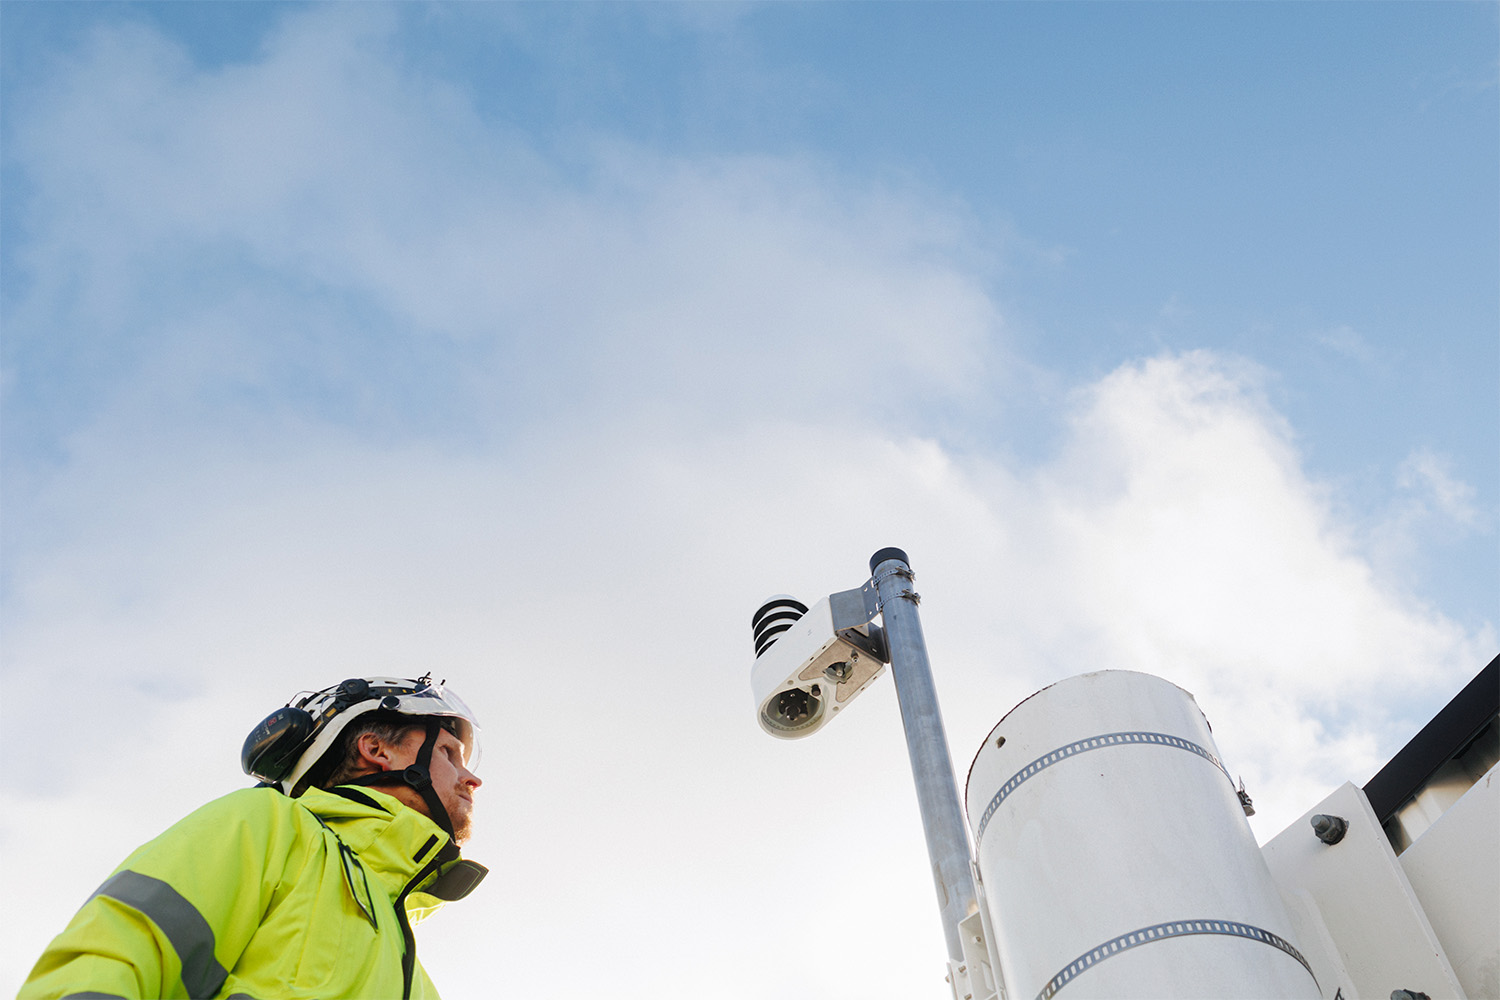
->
1 3 1495 998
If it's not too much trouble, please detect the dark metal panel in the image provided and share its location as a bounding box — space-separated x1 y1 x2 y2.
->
1363 654 1500 823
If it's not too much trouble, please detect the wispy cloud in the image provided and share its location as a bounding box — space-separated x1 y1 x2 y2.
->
1396 448 1482 528
1315 323 1381 366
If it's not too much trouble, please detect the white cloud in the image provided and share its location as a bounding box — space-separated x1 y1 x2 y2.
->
1396 448 1482 528
1315 323 1379 365
2 9 1492 999
8 5 997 455
5 354 1489 997
989 354 1488 819
1357 447 1492 601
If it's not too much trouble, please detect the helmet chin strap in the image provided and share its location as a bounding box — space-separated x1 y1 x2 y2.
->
347 718 458 845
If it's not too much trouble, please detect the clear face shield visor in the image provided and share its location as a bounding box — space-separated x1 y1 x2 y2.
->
385 680 482 773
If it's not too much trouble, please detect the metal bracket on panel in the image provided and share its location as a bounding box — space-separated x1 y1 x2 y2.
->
970 857 1008 1000
829 581 881 629
947 910 1000 1000
829 581 890 663
840 622 888 663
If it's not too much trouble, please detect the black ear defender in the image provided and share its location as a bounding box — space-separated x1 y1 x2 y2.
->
241 706 316 783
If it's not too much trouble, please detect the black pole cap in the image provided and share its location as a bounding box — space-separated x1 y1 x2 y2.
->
869 547 910 573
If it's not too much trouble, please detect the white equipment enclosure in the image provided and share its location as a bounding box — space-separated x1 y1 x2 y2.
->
965 671 1319 1000
753 551 1496 1000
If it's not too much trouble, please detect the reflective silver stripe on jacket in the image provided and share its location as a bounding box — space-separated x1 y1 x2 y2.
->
89 870 229 999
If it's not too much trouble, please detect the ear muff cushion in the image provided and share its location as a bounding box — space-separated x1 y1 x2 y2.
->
242 706 315 782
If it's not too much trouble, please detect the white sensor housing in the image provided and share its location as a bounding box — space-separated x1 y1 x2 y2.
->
751 593 886 739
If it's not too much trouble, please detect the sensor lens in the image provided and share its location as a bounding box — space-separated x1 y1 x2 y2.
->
776 688 813 723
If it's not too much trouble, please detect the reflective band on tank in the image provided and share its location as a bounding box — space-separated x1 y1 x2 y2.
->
974 731 1234 846
89 870 228 999
1034 918 1318 1000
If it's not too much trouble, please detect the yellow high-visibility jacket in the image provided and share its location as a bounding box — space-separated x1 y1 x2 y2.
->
21 784 478 999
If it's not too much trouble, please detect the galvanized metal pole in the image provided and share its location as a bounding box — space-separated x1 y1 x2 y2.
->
869 547 978 963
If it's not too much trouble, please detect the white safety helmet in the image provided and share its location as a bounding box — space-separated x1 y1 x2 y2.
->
242 675 480 795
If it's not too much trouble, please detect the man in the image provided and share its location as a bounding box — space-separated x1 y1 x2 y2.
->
21 675 486 1000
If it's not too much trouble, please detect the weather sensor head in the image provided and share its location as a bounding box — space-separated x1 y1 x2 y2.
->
750 589 888 739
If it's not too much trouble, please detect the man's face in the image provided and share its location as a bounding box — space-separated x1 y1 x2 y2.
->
384 725 482 844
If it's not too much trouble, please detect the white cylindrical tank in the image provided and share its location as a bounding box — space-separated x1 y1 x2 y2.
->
965 671 1319 1000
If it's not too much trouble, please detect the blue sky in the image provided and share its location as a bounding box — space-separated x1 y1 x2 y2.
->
6 2 1495 620
2 4 1495 998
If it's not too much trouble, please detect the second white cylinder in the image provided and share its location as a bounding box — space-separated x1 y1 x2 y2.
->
964 670 1319 1000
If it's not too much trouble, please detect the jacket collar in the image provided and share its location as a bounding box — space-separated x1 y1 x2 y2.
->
297 785 453 902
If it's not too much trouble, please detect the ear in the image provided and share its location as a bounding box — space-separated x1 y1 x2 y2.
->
355 732 398 771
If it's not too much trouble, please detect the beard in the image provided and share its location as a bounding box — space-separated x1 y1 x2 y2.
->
447 795 474 845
